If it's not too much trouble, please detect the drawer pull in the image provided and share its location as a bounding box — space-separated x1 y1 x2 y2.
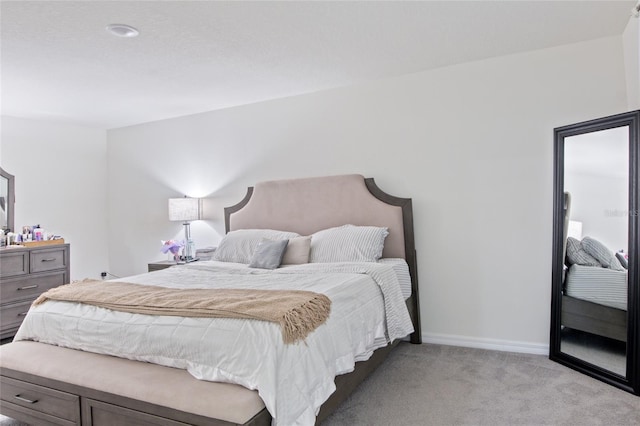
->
17 284 38 291
14 394 38 404
17 312 28 317
41 258 56 262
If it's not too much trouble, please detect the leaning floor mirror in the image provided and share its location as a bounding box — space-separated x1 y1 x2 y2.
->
550 110 640 395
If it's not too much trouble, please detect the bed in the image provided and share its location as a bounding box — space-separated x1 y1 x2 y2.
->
562 264 627 342
0 174 422 426
560 193 628 342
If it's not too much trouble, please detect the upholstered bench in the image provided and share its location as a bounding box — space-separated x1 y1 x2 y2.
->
0 341 269 425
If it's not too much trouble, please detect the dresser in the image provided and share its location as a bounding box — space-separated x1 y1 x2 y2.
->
0 244 70 341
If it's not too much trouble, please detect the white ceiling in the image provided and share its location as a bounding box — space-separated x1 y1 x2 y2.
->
1 1 636 129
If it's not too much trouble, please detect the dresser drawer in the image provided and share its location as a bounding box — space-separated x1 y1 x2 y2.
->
30 247 67 273
0 250 29 278
0 271 67 304
0 300 32 331
0 376 80 423
83 399 190 426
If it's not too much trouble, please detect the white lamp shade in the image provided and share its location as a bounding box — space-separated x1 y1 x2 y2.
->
168 198 202 222
568 220 583 240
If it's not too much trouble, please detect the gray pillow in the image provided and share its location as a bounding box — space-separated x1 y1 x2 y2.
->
615 252 628 269
249 239 289 269
566 237 600 267
213 229 299 264
581 236 625 271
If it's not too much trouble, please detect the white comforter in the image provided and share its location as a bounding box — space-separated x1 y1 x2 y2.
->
15 261 414 426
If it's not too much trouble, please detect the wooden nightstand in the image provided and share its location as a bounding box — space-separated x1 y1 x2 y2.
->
147 260 179 272
149 247 215 272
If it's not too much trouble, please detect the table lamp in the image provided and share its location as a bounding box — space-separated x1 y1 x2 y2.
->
168 197 202 262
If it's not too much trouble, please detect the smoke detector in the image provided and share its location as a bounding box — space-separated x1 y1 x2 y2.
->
106 24 139 38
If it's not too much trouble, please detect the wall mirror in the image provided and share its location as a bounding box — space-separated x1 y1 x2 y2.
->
0 167 15 233
551 110 639 395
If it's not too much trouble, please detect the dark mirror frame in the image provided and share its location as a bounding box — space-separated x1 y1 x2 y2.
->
550 110 640 395
0 166 15 233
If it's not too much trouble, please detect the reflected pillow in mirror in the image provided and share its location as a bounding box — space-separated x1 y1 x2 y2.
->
566 237 600 267
581 236 626 271
615 252 628 269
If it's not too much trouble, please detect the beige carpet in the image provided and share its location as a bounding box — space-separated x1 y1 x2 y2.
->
560 328 626 376
2 343 639 425
323 343 640 425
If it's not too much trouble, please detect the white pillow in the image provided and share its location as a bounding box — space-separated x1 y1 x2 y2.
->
566 237 600 267
214 229 300 264
282 236 312 265
581 236 626 271
309 224 389 263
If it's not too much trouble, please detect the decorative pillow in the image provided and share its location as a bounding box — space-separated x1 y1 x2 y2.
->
282 236 312 265
566 237 600 267
615 252 628 269
249 239 289 269
213 229 300 264
581 236 626 271
309 224 389 263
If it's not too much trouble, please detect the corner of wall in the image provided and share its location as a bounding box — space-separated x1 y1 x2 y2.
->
623 16 640 110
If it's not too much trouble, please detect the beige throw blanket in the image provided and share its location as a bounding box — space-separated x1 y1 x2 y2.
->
33 280 331 344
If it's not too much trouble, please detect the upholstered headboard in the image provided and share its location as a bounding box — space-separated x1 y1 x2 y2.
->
563 192 571 266
224 174 421 343
225 174 411 258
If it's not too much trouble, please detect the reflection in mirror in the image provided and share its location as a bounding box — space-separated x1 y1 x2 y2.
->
0 175 7 230
561 127 629 377
0 167 14 232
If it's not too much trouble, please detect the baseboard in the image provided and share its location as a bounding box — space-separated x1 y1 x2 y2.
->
422 332 549 355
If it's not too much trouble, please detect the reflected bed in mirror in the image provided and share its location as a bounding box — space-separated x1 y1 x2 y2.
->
561 127 629 376
551 110 640 396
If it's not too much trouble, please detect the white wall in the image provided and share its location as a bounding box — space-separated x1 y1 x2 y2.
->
565 172 628 252
0 117 109 280
107 36 628 352
623 16 640 110
564 128 629 253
